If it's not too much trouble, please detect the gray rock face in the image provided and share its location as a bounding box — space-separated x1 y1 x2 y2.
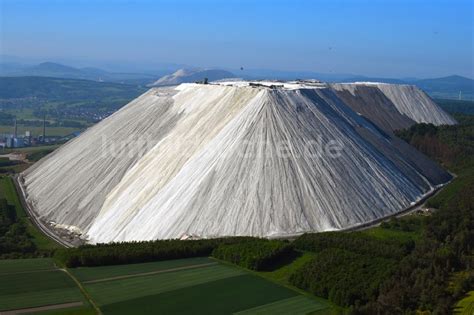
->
21 81 454 243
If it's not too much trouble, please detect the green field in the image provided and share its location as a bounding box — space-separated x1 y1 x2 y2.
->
0 258 55 274
360 224 421 242
0 125 79 137
71 256 214 282
0 259 94 314
257 252 317 284
0 257 334 314
100 275 296 315
2 144 61 157
0 258 90 312
84 263 244 305
81 257 332 315
2 144 60 163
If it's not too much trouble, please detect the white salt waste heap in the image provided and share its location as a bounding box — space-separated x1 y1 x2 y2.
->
332 82 457 125
20 81 455 243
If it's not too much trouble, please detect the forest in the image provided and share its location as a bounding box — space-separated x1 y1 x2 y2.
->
212 239 293 271
289 248 397 307
54 237 260 267
0 198 36 258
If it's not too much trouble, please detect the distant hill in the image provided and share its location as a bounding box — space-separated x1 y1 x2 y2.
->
27 62 82 76
412 75 474 100
0 76 145 100
150 69 237 86
434 99 474 115
1 61 472 100
0 76 146 123
0 62 157 85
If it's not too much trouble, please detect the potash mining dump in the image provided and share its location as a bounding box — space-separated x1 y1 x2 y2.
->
18 80 457 244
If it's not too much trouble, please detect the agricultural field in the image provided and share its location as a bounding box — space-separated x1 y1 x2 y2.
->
0 258 55 273
2 144 61 162
0 144 61 174
359 215 424 242
70 257 214 282
0 258 93 314
0 125 80 137
0 256 334 314
81 257 333 315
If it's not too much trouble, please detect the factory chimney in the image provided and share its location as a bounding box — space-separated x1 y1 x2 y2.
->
13 118 17 138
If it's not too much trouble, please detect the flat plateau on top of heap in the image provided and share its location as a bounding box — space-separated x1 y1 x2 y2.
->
188 79 328 90
181 80 413 90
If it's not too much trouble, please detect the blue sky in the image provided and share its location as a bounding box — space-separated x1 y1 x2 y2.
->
1 0 473 78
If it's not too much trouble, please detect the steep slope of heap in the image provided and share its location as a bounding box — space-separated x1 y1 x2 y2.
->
21 82 455 243
332 82 457 126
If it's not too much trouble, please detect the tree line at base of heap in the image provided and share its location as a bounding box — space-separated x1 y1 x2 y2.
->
212 240 293 271
54 237 261 268
0 198 36 258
